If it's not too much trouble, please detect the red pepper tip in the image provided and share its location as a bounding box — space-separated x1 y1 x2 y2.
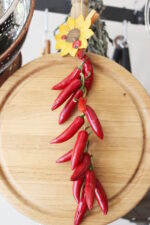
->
88 205 93 211
58 120 63 125
58 113 65 124
51 86 57 90
103 210 108 215
50 139 57 144
99 131 104 140
99 133 104 140
70 175 77 181
70 177 73 181
51 105 56 111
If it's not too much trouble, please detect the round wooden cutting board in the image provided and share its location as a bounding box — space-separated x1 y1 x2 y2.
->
0 53 150 225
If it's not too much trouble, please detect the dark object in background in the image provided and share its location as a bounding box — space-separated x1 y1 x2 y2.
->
0 0 34 73
122 47 131 72
112 35 132 72
113 47 123 64
35 0 145 25
0 15 14 55
0 53 22 87
123 189 150 225
113 47 131 72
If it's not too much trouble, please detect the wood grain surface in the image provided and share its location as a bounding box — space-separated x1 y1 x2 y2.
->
0 53 150 225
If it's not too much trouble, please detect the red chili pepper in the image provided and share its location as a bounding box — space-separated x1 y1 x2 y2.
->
71 130 88 170
78 97 87 113
56 149 72 163
59 89 83 124
95 179 108 215
50 116 84 144
83 59 93 91
74 187 88 225
52 66 82 90
73 178 84 203
70 153 91 181
85 105 104 140
61 35 67 40
51 79 81 111
72 40 81 49
85 170 96 210
77 49 87 60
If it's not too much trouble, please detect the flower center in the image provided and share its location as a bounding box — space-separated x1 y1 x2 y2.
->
67 28 80 43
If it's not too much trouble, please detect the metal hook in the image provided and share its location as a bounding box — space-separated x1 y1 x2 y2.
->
44 8 49 40
114 35 124 49
42 8 51 55
123 20 128 43
113 21 128 49
133 0 139 14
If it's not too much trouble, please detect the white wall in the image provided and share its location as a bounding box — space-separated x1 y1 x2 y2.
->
0 0 149 224
104 0 150 94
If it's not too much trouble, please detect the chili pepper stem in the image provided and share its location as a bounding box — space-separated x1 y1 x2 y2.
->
85 72 91 80
83 87 87 98
88 131 92 137
80 114 85 119
78 61 84 71
89 162 94 171
80 72 88 98
85 140 90 152
80 73 85 91
85 126 90 131
73 98 79 103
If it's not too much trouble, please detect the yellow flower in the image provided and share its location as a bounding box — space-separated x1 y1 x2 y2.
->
55 15 94 57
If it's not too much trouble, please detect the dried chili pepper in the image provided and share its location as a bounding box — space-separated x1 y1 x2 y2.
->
78 97 87 113
51 79 81 111
52 64 83 90
71 130 89 170
59 89 83 124
85 105 104 139
73 178 84 203
83 59 93 91
95 179 108 215
50 116 84 144
74 186 88 225
85 170 96 210
71 153 91 181
56 149 72 163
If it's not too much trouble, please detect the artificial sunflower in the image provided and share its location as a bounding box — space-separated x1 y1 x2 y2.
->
55 15 94 57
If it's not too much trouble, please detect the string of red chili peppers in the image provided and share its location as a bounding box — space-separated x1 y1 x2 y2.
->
50 51 108 225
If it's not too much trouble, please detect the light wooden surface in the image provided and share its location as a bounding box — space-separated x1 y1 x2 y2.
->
0 53 150 225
